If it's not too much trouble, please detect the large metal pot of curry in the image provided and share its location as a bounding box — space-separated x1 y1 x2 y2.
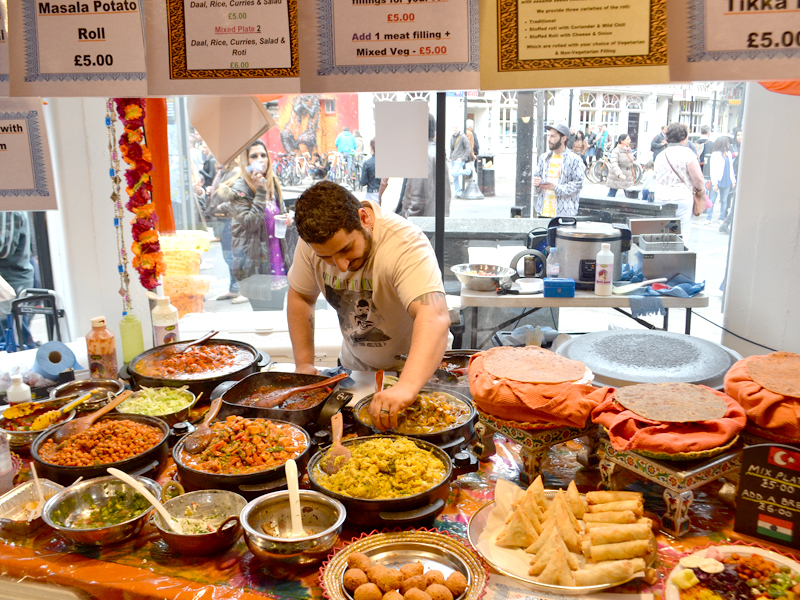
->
352 388 477 454
123 339 269 399
172 415 311 500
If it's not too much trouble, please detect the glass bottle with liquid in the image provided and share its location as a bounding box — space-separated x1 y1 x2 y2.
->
546 247 560 278
86 316 118 379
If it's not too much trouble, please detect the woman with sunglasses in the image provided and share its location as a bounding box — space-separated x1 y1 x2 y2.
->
212 140 290 307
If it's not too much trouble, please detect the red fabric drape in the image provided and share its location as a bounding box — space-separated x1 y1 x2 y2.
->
144 98 175 234
760 81 800 97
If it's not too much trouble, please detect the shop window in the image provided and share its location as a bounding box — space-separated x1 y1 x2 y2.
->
323 99 336 114
405 92 430 102
679 100 705 134
626 95 644 111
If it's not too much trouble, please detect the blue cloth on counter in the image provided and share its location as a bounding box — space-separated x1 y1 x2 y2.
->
637 274 705 298
628 295 666 318
318 366 355 390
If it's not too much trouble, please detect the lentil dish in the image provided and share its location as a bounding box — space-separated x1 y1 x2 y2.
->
356 390 470 434
38 419 164 466
179 416 307 475
313 437 447 499
134 343 253 379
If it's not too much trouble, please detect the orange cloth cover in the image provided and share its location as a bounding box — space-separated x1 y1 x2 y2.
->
591 387 746 453
468 352 610 428
724 356 800 439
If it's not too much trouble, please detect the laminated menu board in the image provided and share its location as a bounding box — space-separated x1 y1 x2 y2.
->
0 97 57 210
143 0 299 95
734 444 800 550
7 0 146 96
0 0 8 97
298 0 480 92
479 0 669 89
667 0 800 81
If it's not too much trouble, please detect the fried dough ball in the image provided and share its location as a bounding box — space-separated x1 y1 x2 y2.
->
344 569 369 592
400 562 425 579
366 564 389 583
444 572 468 597
426 584 453 600
376 568 404 593
383 592 404 600
424 570 445 587
348 552 373 572
400 575 428 595
404 589 432 600
354 583 383 600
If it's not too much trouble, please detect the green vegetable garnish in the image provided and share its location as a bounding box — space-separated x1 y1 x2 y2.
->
117 386 193 416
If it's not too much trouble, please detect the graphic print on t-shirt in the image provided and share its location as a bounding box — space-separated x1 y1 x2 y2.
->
324 283 390 347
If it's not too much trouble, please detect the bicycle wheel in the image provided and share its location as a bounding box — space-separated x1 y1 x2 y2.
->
632 163 643 185
585 163 599 184
351 164 362 191
591 161 607 183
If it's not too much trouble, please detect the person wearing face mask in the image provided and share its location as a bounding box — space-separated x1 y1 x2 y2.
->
211 140 290 306
287 180 451 432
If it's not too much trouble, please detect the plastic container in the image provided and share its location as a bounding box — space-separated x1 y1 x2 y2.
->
0 432 13 495
152 296 180 346
546 247 560 278
543 278 575 298
86 316 119 380
594 242 614 296
119 313 145 364
6 373 32 405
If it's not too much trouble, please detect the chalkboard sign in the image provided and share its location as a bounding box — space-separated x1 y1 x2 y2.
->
734 443 800 550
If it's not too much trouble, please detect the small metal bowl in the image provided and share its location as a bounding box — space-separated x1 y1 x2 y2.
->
0 398 76 451
0 479 63 536
50 379 125 413
450 263 516 291
154 489 247 556
42 475 160 546
241 490 345 566
115 388 197 426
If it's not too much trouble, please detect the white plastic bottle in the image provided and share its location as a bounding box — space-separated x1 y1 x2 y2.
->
594 243 614 296
6 373 32 405
152 296 180 346
546 247 560 278
0 432 14 495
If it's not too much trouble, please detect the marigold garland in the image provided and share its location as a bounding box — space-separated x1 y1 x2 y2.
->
114 98 165 290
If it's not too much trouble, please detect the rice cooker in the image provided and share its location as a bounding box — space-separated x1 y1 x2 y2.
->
546 217 631 290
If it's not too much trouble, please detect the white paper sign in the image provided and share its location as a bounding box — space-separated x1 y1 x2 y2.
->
667 0 800 81
0 0 8 97
374 101 428 178
144 0 300 95
8 0 146 96
298 0 479 92
0 97 57 210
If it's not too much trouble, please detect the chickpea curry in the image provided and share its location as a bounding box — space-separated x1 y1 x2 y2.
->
179 416 307 475
357 390 471 435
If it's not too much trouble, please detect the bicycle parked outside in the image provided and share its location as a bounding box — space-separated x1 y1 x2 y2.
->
587 149 644 185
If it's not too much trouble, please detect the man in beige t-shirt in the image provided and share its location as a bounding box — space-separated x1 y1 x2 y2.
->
287 181 451 431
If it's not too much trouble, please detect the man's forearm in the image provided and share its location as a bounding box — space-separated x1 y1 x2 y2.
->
397 296 451 395
287 287 317 367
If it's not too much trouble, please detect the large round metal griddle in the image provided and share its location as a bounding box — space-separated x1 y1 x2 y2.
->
555 330 742 390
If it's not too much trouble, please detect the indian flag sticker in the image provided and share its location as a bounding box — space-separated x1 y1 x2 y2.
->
757 514 793 543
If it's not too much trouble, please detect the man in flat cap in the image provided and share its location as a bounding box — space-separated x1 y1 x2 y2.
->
533 123 585 217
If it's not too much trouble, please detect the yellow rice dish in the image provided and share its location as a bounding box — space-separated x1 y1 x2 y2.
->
313 437 447 499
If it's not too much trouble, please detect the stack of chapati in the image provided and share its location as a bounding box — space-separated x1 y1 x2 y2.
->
591 382 747 455
468 346 610 428
724 352 800 440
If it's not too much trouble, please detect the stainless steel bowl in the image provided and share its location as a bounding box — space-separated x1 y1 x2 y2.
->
115 387 197 426
241 490 345 566
42 475 160 546
450 263 516 291
0 399 76 450
50 379 125 413
0 479 63 536
154 489 247 556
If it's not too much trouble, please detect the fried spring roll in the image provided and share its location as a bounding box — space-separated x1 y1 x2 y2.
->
582 510 637 524
588 523 651 546
589 539 652 562
573 558 646 586
585 491 643 505
586 500 643 516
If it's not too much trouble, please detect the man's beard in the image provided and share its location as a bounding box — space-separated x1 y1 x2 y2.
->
549 139 562 151
348 227 373 272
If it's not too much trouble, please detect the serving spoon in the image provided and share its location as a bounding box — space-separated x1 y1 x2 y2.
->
182 396 223 454
107 468 183 534
254 372 348 409
51 390 133 445
171 330 219 354
285 459 305 537
320 411 351 475
30 391 103 431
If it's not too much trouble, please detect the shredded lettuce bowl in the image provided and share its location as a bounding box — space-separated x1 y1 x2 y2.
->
116 386 196 424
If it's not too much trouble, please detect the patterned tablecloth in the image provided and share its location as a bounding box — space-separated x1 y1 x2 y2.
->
0 438 795 600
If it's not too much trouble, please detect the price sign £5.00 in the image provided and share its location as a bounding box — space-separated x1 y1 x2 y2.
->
8 0 147 96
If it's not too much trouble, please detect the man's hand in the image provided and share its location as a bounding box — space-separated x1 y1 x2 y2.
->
294 362 321 376
367 384 418 432
533 176 542 187
539 182 555 191
713 185 719 192
252 172 267 190
619 174 626 180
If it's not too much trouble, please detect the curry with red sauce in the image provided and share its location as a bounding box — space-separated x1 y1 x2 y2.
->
134 343 253 379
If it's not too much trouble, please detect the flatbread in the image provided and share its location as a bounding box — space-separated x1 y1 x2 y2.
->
614 383 727 422
483 346 586 384
746 352 800 398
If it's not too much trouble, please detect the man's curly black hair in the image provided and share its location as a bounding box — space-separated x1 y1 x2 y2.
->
294 181 364 244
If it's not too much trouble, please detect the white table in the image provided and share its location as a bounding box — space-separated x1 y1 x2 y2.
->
459 287 710 348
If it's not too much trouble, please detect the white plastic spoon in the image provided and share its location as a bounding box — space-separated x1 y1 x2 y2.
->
285 459 304 538
28 463 46 520
107 468 183 534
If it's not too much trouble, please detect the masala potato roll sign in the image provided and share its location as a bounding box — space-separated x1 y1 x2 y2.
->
614 383 728 422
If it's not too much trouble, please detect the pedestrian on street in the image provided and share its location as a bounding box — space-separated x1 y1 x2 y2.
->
707 137 736 225
572 130 588 163
654 123 705 237
606 134 635 197
449 126 472 197
651 125 668 160
532 123 585 218
720 128 742 233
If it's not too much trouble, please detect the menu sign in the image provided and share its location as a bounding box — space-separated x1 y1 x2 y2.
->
298 0 479 92
0 0 8 96
7 0 146 96
479 0 669 89
667 0 800 81
0 97 57 210
144 0 299 94
734 444 800 550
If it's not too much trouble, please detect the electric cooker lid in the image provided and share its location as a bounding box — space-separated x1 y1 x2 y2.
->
555 221 623 241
